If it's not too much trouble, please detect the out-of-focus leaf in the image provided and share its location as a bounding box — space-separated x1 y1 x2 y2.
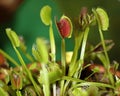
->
0 87 9 96
11 71 22 90
92 40 114 53
32 38 49 64
6 28 20 47
40 5 52 26
87 85 99 96
22 86 37 96
38 64 62 84
72 88 88 96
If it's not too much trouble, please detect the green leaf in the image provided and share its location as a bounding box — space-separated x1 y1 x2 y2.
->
32 38 49 64
92 8 109 31
41 64 50 96
40 5 52 26
87 85 99 96
72 88 88 96
0 87 9 96
22 86 37 96
38 65 62 84
6 28 20 47
16 90 22 96
49 24 56 62
28 62 37 70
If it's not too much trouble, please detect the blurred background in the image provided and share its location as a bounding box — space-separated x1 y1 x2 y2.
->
0 0 120 65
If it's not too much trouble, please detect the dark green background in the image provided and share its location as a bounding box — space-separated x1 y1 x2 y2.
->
0 0 120 65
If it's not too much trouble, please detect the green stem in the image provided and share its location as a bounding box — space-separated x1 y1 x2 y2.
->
60 38 66 96
70 82 115 91
0 49 20 67
62 76 114 90
60 39 66 96
99 29 110 67
85 72 96 80
98 28 114 85
61 39 66 75
53 83 56 96
49 21 56 62
16 90 22 96
74 27 89 78
50 22 57 96
68 32 84 76
13 46 42 96
92 8 114 85
80 27 89 61
42 64 50 96
63 32 84 94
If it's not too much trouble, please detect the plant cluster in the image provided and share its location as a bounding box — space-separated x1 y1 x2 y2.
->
0 5 120 96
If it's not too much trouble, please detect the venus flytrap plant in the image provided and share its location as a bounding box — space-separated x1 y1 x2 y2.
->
68 7 90 77
66 7 90 81
64 7 115 95
62 7 95 94
68 12 95 77
6 28 42 96
74 27 89 78
68 32 84 76
40 5 56 62
55 15 73 96
92 8 114 85
73 7 98 79
56 15 73 75
40 5 57 96
68 8 96 77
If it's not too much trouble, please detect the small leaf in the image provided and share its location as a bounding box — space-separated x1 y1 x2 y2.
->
55 15 73 38
92 40 114 53
28 62 37 70
22 86 37 96
92 66 100 73
72 88 88 96
87 85 99 96
11 71 22 90
40 5 52 25
92 8 109 31
6 28 20 47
